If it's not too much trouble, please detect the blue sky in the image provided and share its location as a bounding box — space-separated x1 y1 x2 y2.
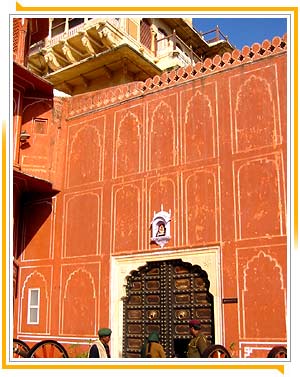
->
192 18 287 50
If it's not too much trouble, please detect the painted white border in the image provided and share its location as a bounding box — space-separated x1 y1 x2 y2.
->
110 246 222 358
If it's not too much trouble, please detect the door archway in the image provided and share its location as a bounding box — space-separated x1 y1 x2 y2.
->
122 259 214 357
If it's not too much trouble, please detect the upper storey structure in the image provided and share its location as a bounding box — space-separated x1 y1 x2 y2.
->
27 17 234 95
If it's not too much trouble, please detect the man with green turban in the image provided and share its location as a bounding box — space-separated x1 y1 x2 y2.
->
140 331 166 358
88 328 112 358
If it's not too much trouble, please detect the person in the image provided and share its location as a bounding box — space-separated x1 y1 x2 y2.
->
88 328 112 358
187 319 209 358
156 222 166 237
140 331 166 358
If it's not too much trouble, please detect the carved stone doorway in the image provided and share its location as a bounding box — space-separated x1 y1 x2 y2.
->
122 259 214 358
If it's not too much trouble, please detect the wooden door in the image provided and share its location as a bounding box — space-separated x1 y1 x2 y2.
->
122 259 214 357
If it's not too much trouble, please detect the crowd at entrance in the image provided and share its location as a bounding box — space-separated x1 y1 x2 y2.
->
88 319 209 358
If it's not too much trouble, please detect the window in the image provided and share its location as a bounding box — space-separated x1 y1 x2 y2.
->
126 19 138 39
27 288 40 324
52 18 66 37
33 118 47 134
140 19 151 50
156 28 169 54
68 18 84 29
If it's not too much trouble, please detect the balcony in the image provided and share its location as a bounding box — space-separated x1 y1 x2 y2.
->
155 32 202 70
27 18 233 95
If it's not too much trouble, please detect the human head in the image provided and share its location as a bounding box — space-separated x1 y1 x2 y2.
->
98 328 112 343
189 319 201 335
157 222 165 235
148 331 160 342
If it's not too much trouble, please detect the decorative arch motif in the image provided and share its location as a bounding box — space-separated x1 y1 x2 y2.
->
243 251 285 290
149 177 175 212
61 268 97 336
149 101 176 169
241 251 286 339
184 90 215 162
22 99 52 119
21 270 49 299
68 124 103 187
20 270 50 334
113 184 140 252
185 170 218 244
234 74 277 152
64 192 100 257
63 267 97 299
115 111 141 177
149 178 176 247
237 157 282 239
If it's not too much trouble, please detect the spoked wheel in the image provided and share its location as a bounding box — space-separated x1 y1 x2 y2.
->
202 344 232 358
267 346 287 358
13 339 30 358
27 340 69 358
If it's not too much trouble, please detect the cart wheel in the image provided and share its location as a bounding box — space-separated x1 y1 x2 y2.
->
27 340 69 358
202 344 232 358
267 346 287 358
13 339 30 358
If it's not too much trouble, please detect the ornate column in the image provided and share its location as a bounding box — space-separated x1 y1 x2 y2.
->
150 25 157 54
45 18 53 47
64 18 69 35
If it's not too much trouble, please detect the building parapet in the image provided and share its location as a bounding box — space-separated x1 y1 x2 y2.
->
66 34 287 119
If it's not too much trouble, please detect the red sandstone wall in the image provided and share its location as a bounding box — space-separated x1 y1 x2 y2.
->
16 98 63 182
14 36 287 357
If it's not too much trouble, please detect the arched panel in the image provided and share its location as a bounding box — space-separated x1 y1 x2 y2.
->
62 268 96 336
20 270 49 334
150 102 176 169
149 178 175 214
115 112 141 177
235 75 276 152
65 192 100 257
242 251 286 338
149 177 175 247
238 158 282 239
114 184 140 252
185 171 217 244
22 100 52 124
184 91 214 163
68 125 102 187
